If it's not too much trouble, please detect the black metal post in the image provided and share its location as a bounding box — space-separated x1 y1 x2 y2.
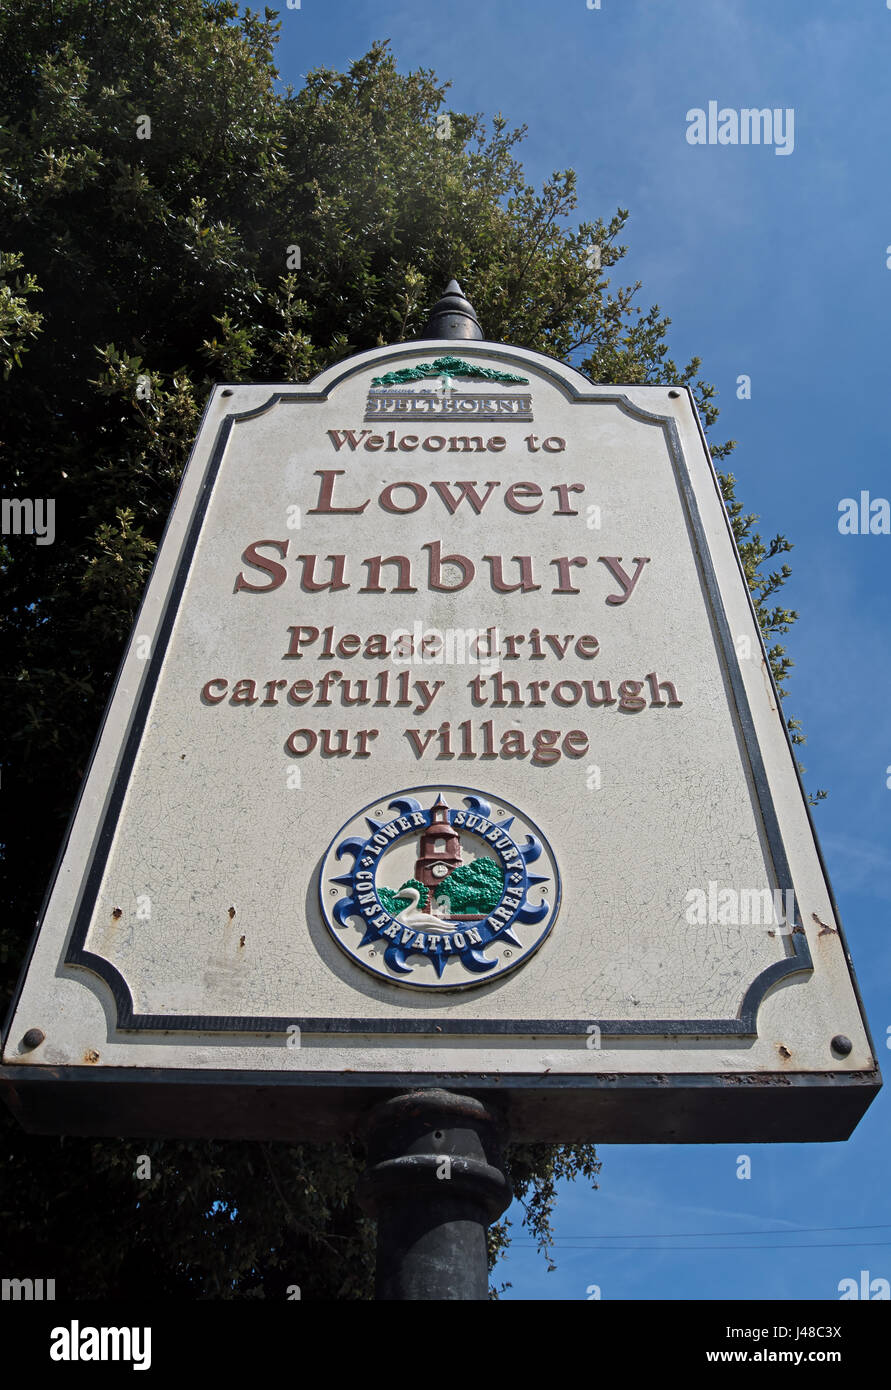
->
357 1088 512 1301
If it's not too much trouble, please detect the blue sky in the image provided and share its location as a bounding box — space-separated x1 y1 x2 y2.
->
270 1 890 1300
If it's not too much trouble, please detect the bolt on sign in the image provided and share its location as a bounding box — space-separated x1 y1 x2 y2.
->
1 340 880 1142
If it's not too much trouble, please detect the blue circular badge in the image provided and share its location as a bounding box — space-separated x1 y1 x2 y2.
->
319 786 561 990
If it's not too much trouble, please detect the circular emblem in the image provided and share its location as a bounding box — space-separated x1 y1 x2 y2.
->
320 786 561 990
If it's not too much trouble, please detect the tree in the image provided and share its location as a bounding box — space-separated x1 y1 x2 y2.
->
440 857 505 915
0 1 813 1298
377 879 427 917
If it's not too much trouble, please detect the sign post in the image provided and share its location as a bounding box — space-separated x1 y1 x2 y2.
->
2 281 880 1298
358 1089 511 1301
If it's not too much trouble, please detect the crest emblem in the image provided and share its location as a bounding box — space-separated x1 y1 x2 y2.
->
320 787 560 990
364 355 533 422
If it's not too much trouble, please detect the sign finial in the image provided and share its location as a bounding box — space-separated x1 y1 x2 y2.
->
419 278 483 340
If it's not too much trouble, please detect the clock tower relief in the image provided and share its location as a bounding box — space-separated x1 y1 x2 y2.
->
413 794 463 906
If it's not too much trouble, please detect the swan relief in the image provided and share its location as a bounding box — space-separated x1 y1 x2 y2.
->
393 886 452 929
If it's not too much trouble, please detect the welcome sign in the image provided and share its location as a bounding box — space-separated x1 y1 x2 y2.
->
1 339 880 1142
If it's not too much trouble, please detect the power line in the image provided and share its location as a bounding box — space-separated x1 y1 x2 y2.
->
511 1222 891 1250
511 1240 891 1251
512 1221 891 1241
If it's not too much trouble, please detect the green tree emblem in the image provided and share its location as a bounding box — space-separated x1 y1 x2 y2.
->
439 856 505 915
377 878 427 916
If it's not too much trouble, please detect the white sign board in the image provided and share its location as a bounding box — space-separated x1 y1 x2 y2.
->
1 341 880 1141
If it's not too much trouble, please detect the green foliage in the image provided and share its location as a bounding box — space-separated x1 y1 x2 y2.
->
377 878 427 915
0 1 817 1299
0 251 43 378
440 856 505 914
0 1132 375 1300
489 1141 602 1292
